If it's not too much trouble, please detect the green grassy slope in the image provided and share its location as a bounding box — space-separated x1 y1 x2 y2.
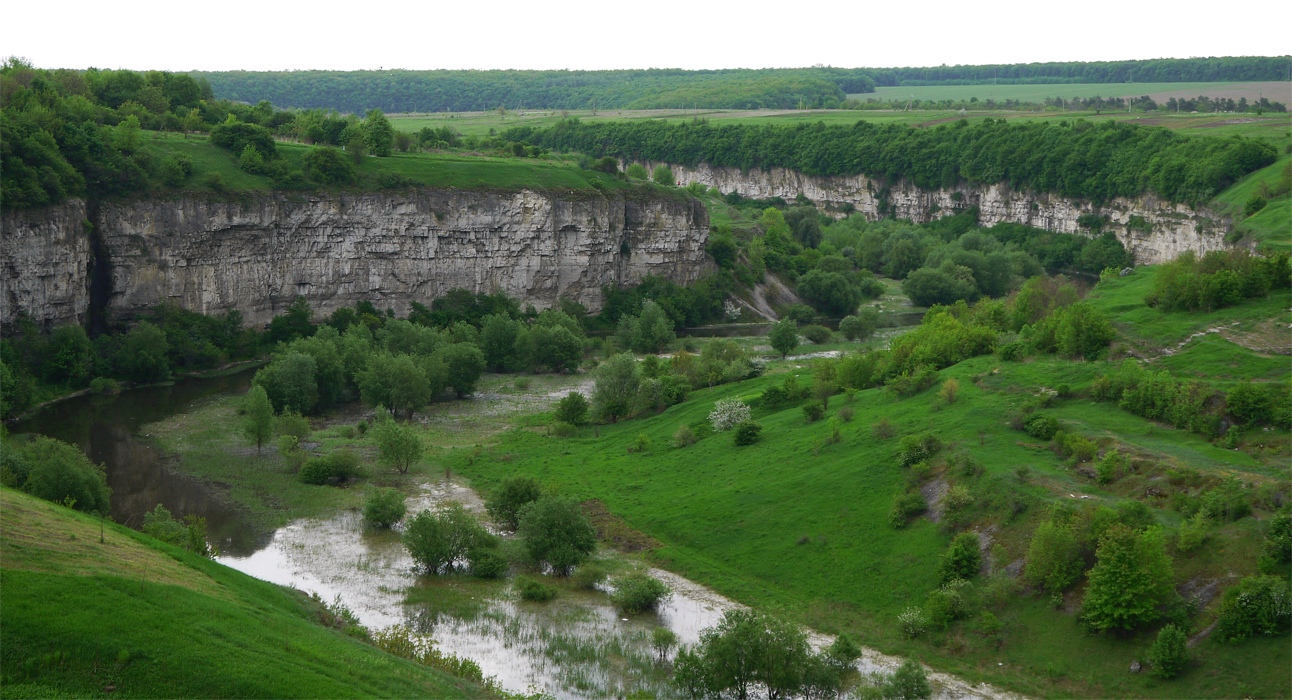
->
448 275 1289 699
0 488 486 699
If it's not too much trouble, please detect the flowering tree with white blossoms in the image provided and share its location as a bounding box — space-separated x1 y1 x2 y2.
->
709 397 751 432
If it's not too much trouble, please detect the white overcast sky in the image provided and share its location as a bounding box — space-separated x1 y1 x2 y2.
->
7 0 1290 72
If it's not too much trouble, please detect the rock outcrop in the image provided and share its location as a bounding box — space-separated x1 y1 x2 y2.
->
2 188 709 329
637 161 1232 265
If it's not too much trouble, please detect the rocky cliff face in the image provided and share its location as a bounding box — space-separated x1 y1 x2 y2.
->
1 201 93 330
2 189 709 329
640 161 1231 265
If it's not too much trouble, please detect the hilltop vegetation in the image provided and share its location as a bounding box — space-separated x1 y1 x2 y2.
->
510 117 1278 205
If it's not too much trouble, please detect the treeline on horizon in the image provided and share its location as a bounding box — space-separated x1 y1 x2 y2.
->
508 118 1278 205
190 57 1289 114
194 68 870 114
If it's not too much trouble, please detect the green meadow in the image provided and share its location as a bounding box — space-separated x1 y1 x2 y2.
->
0 489 487 699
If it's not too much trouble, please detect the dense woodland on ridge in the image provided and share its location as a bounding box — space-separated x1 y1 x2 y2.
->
192 57 1291 113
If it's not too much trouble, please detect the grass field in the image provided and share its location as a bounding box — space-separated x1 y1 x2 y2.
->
857 81 1292 105
0 488 487 699
431 268 1289 699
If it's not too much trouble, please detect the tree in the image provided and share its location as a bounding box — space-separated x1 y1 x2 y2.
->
883 659 932 700
404 502 494 574
796 270 863 316
240 385 274 455
254 351 319 414
372 419 422 475
357 353 435 418
15 435 110 514
709 397 751 432
768 318 799 358
517 495 596 575
592 353 641 423
610 571 671 613
652 164 675 186
673 609 819 700
479 313 521 371
626 163 648 179
43 325 94 385
555 391 590 426
119 321 170 383
363 109 394 157
1147 624 1188 679
437 343 486 398
302 146 356 185
1081 525 1175 631
484 475 543 530
617 300 675 354
1024 519 1082 594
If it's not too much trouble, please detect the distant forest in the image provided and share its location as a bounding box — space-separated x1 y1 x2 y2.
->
508 118 1277 205
193 57 1289 113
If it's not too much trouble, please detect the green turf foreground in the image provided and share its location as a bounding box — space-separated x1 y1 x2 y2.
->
0 488 486 699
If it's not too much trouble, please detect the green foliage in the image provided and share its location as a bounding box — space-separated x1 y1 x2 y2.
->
673 609 832 700
516 495 596 575
372 420 422 475
592 353 641 423
1147 624 1189 680
883 659 933 700
897 433 941 468
1025 519 1082 593
626 163 648 179
117 322 171 383
301 146 356 185
363 110 394 157
437 342 486 398
141 504 217 557
651 164 675 186
610 571 671 613
298 459 332 485
938 532 983 584
733 420 763 446
209 120 276 160
363 488 407 528
1147 250 1284 312
768 318 800 358
484 475 542 530
468 548 507 578
1023 414 1059 440
1081 525 1175 632
555 391 590 426
1215 575 1292 642
839 309 879 341
799 324 832 344
239 385 274 454
7 435 110 514
1030 302 1115 360
615 300 676 354
403 503 496 574
889 491 927 528
523 117 1277 204
253 352 319 414
516 576 557 602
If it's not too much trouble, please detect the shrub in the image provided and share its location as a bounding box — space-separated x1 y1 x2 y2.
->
939 377 960 404
944 485 973 516
570 564 607 590
363 488 407 528
1096 450 1124 484
898 607 928 638
786 304 815 325
886 365 940 398
1081 525 1175 632
1025 520 1082 593
1056 432 1097 463
517 576 557 602
555 391 590 425
1024 414 1059 440
299 458 332 485
800 324 832 344
998 341 1027 361
733 420 763 446
404 503 496 574
1176 513 1210 554
925 578 974 629
890 491 927 528
872 417 895 439
709 397 751 432
610 571 671 613
651 164 674 186
838 405 854 422
883 659 932 700
1215 575 1292 642
938 532 982 584
551 421 576 437
468 548 507 579
897 433 941 468
626 163 648 180
485 475 543 530
13 436 111 514
517 495 597 575
672 424 697 448
1148 624 1189 679
802 404 824 422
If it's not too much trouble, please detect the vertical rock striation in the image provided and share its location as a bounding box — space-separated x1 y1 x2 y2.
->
639 161 1232 265
1 188 709 329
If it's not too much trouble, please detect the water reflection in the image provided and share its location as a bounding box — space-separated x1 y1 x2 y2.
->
10 368 269 554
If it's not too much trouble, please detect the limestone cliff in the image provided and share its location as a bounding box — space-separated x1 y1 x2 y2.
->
637 161 1232 265
2 188 709 329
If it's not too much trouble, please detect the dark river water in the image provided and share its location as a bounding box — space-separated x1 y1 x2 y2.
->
10 367 271 555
